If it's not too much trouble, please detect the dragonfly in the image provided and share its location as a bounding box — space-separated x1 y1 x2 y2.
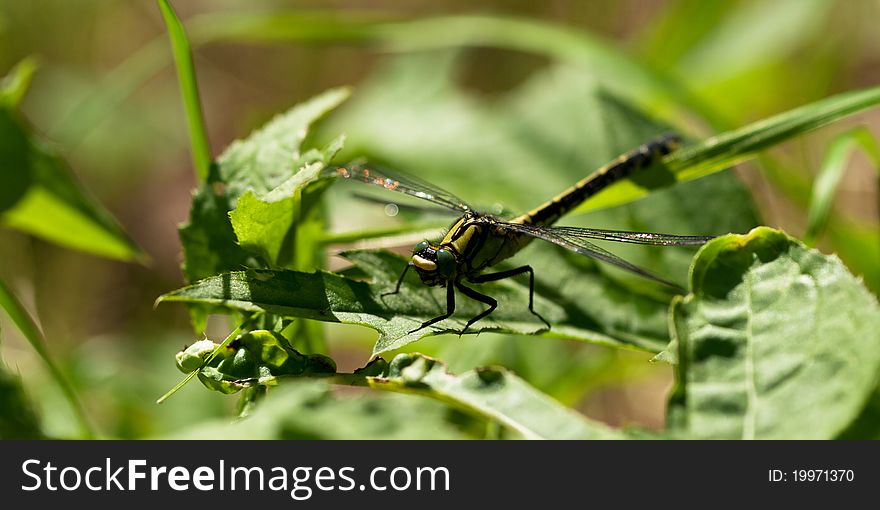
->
329 133 715 335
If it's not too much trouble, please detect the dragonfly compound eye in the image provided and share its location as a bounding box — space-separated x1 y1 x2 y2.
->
435 248 456 277
413 240 430 254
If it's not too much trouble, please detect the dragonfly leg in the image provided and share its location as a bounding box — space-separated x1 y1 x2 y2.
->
381 263 413 301
455 281 497 335
469 266 551 330
408 283 456 334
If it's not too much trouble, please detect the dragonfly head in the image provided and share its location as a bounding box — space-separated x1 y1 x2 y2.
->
411 240 457 284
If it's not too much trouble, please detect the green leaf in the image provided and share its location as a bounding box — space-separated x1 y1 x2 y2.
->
168 379 467 439
0 108 30 213
667 227 880 439
229 191 297 268
229 136 344 268
179 89 349 283
160 249 674 356
157 0 212 182
364 353 624 439
0 74 142 261
178 185 256 285
217 88 350 202
170 352 621 439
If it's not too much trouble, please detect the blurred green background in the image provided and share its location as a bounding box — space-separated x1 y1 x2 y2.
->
1 0 878 438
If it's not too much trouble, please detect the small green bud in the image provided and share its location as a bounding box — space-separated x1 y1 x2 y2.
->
174 340 218 373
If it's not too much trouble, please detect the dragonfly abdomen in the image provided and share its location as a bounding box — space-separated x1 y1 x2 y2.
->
514 133 682 227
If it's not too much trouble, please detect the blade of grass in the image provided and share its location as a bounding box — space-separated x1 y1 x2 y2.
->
157 0 212 183
804 126 880 245
572 85 880 213
0 277 93 438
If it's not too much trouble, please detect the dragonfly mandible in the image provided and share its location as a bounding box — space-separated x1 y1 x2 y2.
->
328 133 715 334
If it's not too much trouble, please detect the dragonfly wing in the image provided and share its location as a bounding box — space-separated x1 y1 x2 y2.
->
326 162 474 214
350 192 461 217
498 222 688 290
538 226 715 246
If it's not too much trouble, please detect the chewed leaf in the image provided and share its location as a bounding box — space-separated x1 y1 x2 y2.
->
160 252 555 357
366 353 624 439
168 379 467 440
667 227 880 439
160 248 676 357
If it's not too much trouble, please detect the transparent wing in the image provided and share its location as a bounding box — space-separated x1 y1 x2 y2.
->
350 191 461 217
326 162 474 214
534 226 715 246
498 222 701 290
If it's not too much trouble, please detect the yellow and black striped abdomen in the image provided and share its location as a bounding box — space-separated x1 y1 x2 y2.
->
513 134 681 227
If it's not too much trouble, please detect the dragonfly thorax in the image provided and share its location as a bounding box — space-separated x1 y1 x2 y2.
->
411 240 457 285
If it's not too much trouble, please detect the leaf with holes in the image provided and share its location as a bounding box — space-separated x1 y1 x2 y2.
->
168 379 467 440
159 248 678 357
366 353 624 439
